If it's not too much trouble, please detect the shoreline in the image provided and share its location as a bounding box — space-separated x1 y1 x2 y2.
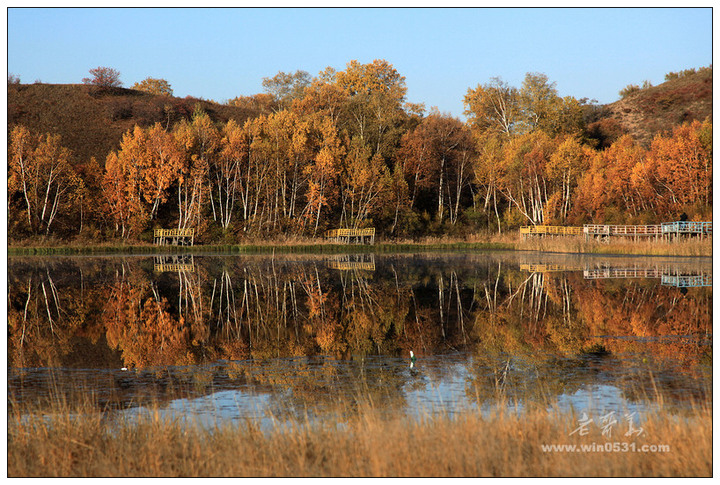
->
7 236 713 258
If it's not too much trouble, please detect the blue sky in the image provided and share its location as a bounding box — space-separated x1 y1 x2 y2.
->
7 7 713 118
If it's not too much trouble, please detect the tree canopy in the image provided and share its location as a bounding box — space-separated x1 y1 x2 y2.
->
8 61 713 243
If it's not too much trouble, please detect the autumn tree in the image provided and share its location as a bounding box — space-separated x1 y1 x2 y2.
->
302 114 344 235
82 66 122 87
395 112 475 224
102 127 150 238
497 130 559 225
519 72 560 133
174 107 218 231
645 119 712 211
464 77 521 137
73 156 103 234
226 93 278 116
544 136 591 222
466 73 585 141
141 123 184 219
132 77 173 96
471 132 506 232
334 59 409 160
573 120 712 223
395 123 433 213
519 73 584 136
262 70 312 108
8 126 83 236
292 77 347 124
236 115 273 232
385 160 412 235
264 109 312 231
338 137 391 228
573 134 647 222
214 119 248 229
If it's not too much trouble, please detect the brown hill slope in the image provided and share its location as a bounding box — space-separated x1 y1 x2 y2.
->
9 69 712 165
8 83 259 166
588 67 712 147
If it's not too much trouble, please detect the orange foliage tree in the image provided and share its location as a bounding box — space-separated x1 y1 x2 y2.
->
644 119 712 211
8 126 84 236
102 126 151 238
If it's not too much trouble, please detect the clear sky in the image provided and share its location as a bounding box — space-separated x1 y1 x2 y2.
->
6 7 713 118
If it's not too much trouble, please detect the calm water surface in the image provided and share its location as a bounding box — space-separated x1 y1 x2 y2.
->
8 251 712 427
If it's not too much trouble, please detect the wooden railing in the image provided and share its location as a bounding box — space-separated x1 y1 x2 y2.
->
154 228 195 238
325 228 376 244
583 224 662 236
154 228 195 246
661 221 712 235
520 225 583 236
521 222 712 240
325 228 376 238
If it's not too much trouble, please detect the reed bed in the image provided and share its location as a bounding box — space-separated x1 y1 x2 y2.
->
8 231 711 257
8 240 514 256
493 234 712 257
8 390 712 478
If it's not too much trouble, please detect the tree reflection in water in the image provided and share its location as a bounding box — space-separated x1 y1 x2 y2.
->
7 252 712 420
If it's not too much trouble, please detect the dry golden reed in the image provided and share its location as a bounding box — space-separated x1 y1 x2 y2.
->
487 233 712 257
8 396 711 478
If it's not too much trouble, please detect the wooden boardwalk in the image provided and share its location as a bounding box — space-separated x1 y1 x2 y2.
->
325 228 375 244
520 226 583 237
661 221 712 239
154 228 195 246
583 224 662 238
520 221 712 241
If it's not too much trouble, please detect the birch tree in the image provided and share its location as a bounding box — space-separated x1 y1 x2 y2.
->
464 77 521 137
8 126 83 236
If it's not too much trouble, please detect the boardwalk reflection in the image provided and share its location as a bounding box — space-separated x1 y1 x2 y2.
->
154 254 195 273
520 259 712 287
326 253 376 271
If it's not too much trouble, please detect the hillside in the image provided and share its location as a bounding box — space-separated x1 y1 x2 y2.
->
587 67 712 148
7 83 259 166
8 68 712 164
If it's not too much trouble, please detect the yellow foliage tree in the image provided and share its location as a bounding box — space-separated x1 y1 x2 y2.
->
131 77 173 96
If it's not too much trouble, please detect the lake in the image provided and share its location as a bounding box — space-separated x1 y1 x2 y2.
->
7 251 712 429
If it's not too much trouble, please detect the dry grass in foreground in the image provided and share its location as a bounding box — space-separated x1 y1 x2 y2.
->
8 398 711 478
